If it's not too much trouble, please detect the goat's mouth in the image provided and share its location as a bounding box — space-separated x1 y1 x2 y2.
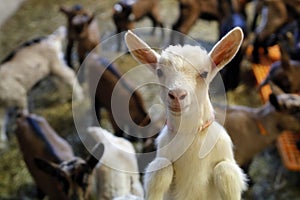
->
168 105 188 114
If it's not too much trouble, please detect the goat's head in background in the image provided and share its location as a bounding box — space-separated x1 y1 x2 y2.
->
34 143 104 200
60 5 94 38
113 1 135 32
71 14 95 38
258 42 300 93
269 92 300 132
125 28 243 118
60 4 87 21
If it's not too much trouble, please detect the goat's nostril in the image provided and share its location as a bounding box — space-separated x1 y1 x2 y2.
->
168 90 187 100
168 92 176 100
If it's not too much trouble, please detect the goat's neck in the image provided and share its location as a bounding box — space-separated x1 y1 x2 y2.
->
167 99 214 135
252 103 282 136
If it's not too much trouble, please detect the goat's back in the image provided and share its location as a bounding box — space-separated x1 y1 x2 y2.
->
0 30 65 91
88 127 144 199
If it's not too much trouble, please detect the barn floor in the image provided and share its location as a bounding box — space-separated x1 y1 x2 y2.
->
0 0 299 199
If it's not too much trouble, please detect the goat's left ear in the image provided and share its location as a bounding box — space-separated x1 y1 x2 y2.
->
86 143 104 170
125 30 160 71
60 6 71 15
209 27 243 75
34 157 60 177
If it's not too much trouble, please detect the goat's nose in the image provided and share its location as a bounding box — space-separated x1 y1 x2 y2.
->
168 89 187 101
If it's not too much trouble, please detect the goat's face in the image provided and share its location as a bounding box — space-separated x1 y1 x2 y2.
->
71 14 94 38
263 61 300 93
155 47 212 114
259 41 300 93
60 158 93 199
60 5 88 22
125 28 244 115
270 93 300 132
34 144 104 200
113 3 134 32
34 158 92 199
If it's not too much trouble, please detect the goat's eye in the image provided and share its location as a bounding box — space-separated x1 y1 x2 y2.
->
199 71 208 79
157 68 164 77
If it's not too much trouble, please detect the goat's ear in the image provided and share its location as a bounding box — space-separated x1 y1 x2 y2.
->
88 14 95 24
86 143 104 170
34 157 60 177
270 81 285 95
125 30 160 71
269 93 281 111
59 6 70 15
209 27 243 74
278 41 291 70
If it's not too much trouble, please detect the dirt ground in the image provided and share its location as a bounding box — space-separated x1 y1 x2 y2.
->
1 0 294 199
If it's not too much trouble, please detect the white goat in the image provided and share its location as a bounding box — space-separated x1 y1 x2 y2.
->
125 27 247 200
0 26 83 149
87 126 144 200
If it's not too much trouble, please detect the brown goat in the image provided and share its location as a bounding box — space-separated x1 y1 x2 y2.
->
85 53 159 142
60 5 100 68
113 0 164 51
170 0 243 43
215 92 300 171
258 42 300 93
15 112 103 200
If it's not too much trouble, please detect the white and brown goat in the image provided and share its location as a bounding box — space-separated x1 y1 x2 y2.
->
125 28 247 199
215 92 300 171
60 5 100 68
88 126 144 199
0 26 83 149
15 112 104 200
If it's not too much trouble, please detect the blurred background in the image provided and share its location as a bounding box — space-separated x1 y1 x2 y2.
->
0 0 299 199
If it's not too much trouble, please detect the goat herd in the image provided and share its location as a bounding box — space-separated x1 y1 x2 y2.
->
0 0 300 199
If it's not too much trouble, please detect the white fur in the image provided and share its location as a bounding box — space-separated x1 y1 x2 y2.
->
0 26 83 149
125 27 247 200
88 127 144 199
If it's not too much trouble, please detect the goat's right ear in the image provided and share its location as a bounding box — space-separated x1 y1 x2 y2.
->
59 6 70 15
86 143 104 170
209 27 243 76
125 31 160 70
34 157 60 177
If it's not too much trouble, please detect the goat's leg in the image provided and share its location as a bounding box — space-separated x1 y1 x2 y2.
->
214 160 247 200
0 108 8 150
131 174 144 197
144 157 173 200
148 13 164 38
77 45 87 66
51 60 83 102
171 6 199 44
94 101 101 126
116 29 124 52
66 38 74 68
